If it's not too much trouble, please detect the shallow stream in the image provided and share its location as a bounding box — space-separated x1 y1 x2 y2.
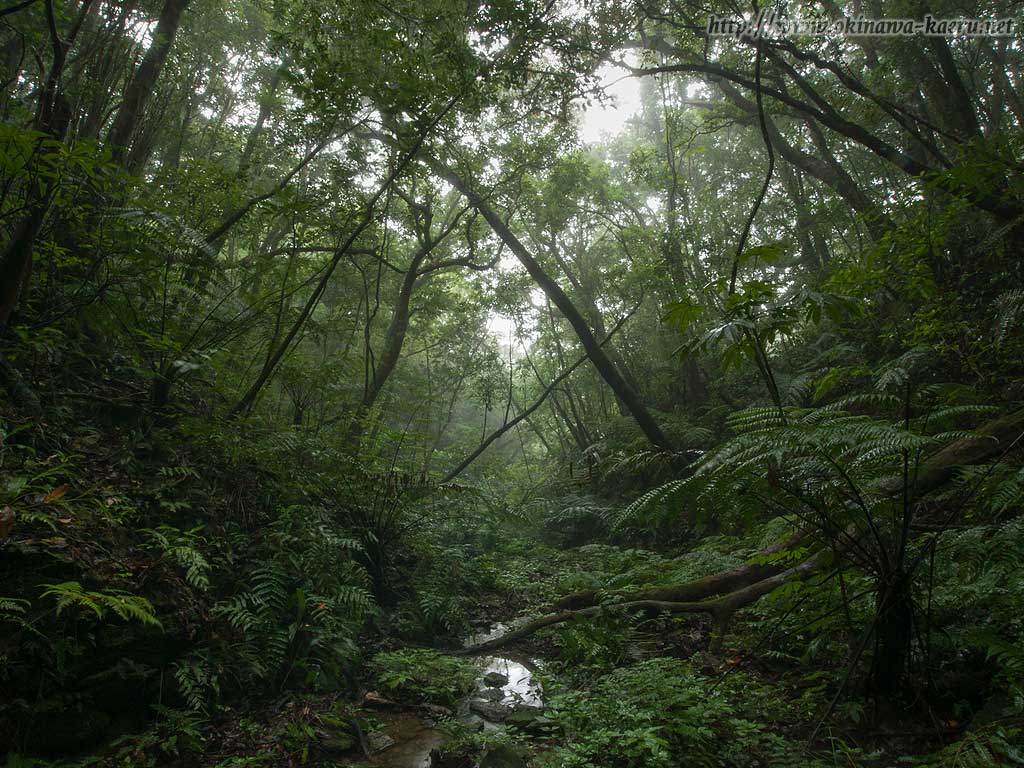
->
358 626 543 767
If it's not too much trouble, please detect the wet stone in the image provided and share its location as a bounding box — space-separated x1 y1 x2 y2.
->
469 697 514 722
483 671 509 687
367 731 396 753
317 732 354 754
456 712 486 732
479 743 528 768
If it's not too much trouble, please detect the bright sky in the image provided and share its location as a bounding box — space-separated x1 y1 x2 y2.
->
484 64 642 338
579 62 643 144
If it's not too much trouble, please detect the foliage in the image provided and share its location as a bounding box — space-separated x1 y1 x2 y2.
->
41 582 161 628
142 524 212 591
0 0 1022 763
370 648 477 706
210 504 375 694
535 657 818 768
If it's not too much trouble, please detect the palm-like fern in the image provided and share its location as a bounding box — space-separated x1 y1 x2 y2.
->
617 358 1011 702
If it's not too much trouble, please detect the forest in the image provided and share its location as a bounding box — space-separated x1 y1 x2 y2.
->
1 0 1023 765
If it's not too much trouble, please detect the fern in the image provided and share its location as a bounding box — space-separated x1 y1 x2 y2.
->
41 581 161 627
616 391 1000 542
0 596 35 636
957 465 1024 518
210 504 376 691
994 288 1024 347
142 524 212 590
873 346 933 392
914 724 1024 767
174 650 222 714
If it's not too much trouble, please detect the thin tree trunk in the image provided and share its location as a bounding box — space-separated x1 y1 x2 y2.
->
229 95 462 416
0 0 83 332
443 305 638 481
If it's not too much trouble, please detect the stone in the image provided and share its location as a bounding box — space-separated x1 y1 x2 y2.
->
419 702 453 717
469 697 512 722
362 690 399 708
503 709 552 733
366 731 396 753
483 671 509 687
479 743 527 768
317 732 354 754
456 712 485 732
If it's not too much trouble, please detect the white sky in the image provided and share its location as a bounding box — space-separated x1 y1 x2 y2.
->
579 63 643 144
484 65 642 338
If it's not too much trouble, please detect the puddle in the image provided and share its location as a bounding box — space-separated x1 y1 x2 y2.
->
473 655 543 709
464 621 509 647
358 712 443 768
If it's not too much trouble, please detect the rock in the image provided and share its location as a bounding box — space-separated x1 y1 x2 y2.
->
476 686 504 701
456 712 486 732
691 651 720 674
469 697 512 722
317 731 354 754
429 748 470 768
483 671 509 687
419 702 454 717
479 743 527 768
366 731 396 753
362 690 399 708
503 709 552 733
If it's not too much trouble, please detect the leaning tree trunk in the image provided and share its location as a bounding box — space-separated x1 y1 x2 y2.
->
105 0 190 169
438 163 671 451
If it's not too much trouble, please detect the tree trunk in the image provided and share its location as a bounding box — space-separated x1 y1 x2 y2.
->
438 164 671 451
0 0 76 333
873 569 913 700
105 0 189 168
359 248 428 413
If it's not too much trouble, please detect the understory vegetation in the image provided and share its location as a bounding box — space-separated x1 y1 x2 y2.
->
2 0 1024 765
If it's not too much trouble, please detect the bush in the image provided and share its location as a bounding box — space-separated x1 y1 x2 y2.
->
536 657 777 768
370 649 477 707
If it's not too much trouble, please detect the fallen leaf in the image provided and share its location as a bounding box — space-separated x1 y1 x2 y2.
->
43 484 70 503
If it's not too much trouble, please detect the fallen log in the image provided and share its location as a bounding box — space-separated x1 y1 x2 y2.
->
461 409 1024 655
459 550 830 655
551 527 813 611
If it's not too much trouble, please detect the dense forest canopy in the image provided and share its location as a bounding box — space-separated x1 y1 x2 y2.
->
1 0 1023 765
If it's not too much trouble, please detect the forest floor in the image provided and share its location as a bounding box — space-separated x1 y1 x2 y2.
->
3 411 1015 768
176 534 978 768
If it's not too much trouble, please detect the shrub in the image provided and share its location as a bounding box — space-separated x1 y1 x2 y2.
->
370 649 477 707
